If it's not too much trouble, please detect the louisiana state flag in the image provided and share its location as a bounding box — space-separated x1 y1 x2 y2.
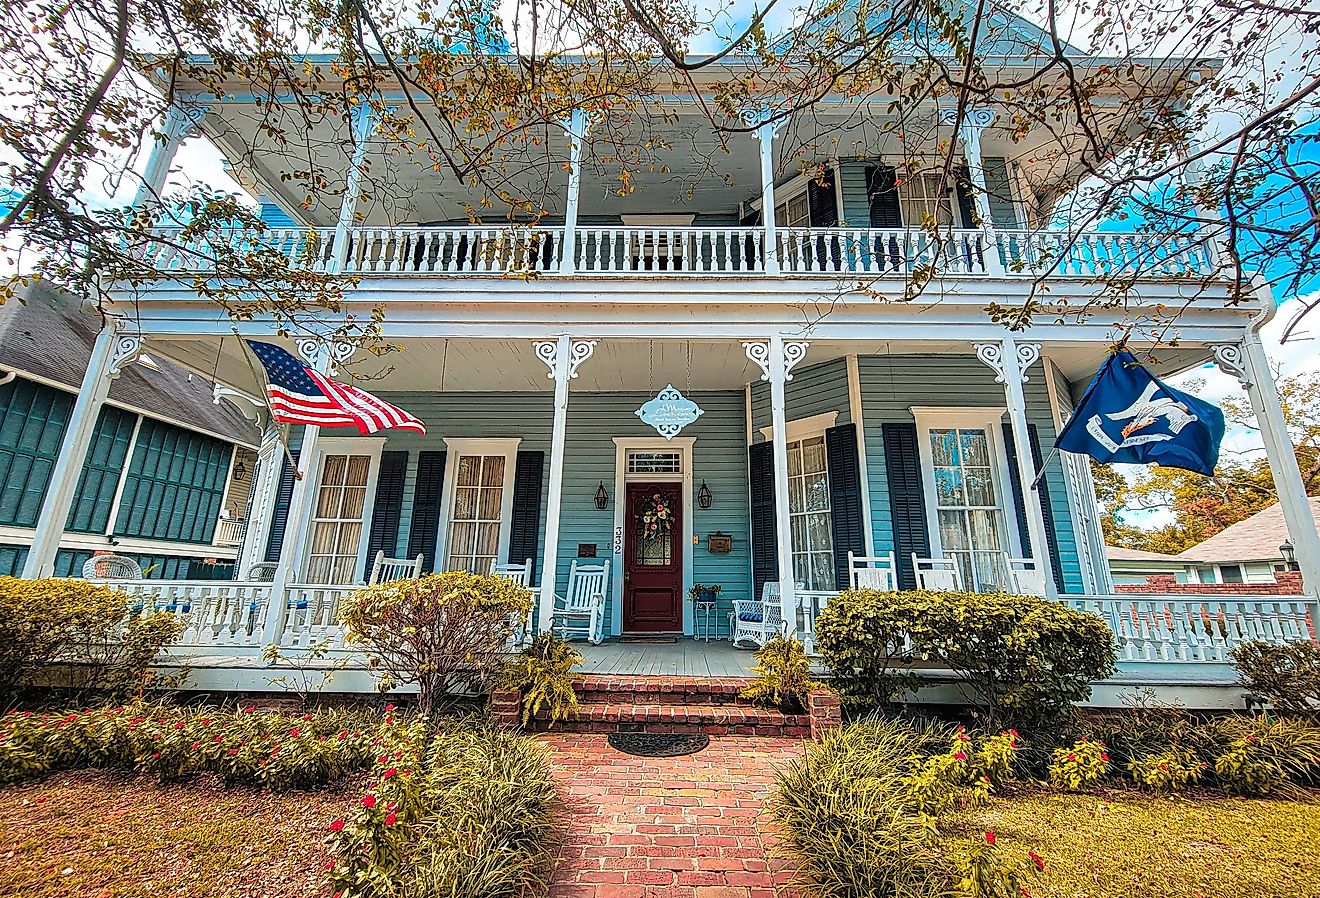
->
1056 350 1225 476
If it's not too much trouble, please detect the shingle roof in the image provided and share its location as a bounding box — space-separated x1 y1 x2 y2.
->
1176 497 1320 563
0 283 258 446
1106 545 1185 563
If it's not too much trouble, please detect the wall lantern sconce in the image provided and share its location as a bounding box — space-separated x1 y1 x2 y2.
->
233 460 248 482
1280 540 1299 571
594 481 609 510
697 480 713 509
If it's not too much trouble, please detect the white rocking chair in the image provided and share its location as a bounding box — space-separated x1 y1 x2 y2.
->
82 554 143 581
1005 556 1048 596
368 550 424 585
729 581 784 648
911 554 963 591
494 558 535 645
848 551 898 591
552 559 610 645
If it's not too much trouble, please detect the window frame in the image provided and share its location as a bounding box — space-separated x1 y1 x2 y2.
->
434 437 521 574
784 431 836 592
910 407 1023 590
299 436 384 584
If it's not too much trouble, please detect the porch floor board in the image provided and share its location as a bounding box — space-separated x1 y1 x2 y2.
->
574 638 758 678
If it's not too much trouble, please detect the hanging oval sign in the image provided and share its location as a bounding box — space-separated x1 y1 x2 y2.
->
636 385 704 440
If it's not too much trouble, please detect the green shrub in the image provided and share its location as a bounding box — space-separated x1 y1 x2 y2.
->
1128 748 1206 792
1080 693 1195 772
773 718 1034 898
816 589 1117 728
1206 715 1320 795
0 577 182 704
0 703 391 788
739 634 821 713
1049 738 1110 790
327 725 557 898
499 631 582 728
341 572 533 717
1230 640 1320 716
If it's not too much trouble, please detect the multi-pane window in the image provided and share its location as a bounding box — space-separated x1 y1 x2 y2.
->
775 191 812 228
306 454 370 584
787 435 835 590
627 451 682 474
930 428 1006 591
445 454 506 573
900 173 958 228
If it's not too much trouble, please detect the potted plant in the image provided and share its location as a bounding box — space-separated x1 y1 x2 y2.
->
688 583 722 603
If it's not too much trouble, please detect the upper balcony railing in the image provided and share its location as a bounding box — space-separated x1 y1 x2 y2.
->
137 224 1221 282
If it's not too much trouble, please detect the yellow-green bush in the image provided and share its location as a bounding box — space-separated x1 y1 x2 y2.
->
1048 737 1110 790
739 634 821 713
1128 747 1206 792
499 631 582 728
0 577 180 703
341 572 533 717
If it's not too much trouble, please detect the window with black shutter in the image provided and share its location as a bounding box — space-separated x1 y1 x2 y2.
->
825 424 866 590
881 422 931 590
748 441 778 599
507 451 545 577
367 451 409 565
407 451 447 573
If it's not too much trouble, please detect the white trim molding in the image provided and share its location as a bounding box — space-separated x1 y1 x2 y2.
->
758 410 839 443
298 435 386 584
610 436 696 637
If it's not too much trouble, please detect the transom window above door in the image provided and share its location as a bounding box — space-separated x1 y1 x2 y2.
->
627 450 682 474
445 454 507 574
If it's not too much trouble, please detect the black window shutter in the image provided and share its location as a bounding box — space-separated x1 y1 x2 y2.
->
748 441 778 599
508 450 544 578
954 168 978 227
881 422 930 590
825 423 866 591
263 450 300 563
807 173 838 226
367 451 409 567
1001 422 1064 590
865 165 902 227
407 451 447 573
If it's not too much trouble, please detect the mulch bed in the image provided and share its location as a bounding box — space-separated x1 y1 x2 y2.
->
0 770 359 898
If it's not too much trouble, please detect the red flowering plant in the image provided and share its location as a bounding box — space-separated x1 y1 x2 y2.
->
1048 737 1110 791
904 726 1019 819
1128 747 1206 792
954 831 1043 898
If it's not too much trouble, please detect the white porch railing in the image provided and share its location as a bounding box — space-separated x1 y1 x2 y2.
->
134 225 1221 280
213 518 246 548
115 579 272 651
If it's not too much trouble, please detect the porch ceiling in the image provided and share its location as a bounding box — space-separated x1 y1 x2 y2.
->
141 335 1216 401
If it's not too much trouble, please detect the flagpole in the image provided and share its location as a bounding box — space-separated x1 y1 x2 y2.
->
1029 447 1061 492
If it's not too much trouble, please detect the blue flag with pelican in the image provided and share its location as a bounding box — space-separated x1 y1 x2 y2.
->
1055 350 1224 476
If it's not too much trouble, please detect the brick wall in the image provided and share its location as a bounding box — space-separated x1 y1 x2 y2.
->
1115 572 1305 596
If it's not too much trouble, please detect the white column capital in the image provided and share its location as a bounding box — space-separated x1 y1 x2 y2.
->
939 106 996 134
106 329 142 379
974 340 1039 384
296 337 355 375
159 102 212 144
1212 342 1249 387
743 107 788 139
533 337 597 381
743 338 810 382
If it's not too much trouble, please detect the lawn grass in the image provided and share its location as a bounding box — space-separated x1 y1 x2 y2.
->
0 770 357 898
951 788 1320 898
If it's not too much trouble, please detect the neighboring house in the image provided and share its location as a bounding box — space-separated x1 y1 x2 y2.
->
1106 545 1191 585
11 2 1319 700
1175 498 1320 585
0 284 259 579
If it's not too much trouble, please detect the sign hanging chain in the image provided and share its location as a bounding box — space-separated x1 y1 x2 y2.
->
647 340 654 395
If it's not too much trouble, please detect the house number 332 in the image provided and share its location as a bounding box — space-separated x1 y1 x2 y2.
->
613 527 623 555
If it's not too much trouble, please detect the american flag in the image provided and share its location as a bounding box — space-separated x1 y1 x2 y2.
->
245 340 426 435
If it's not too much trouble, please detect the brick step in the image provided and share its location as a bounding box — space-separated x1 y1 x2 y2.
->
533 701 811 737
574 675 757 707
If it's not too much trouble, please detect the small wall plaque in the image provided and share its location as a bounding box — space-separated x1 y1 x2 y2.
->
577 543 598 558
636 385 704 440
707 532 733 554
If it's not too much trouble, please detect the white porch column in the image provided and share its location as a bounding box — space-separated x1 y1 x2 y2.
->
941 107 1004 275
1214 289 1320 601
332 103 387 273
533 336 597 631
974 339 1056 598
22 322 141 578
746 110 786 275
133 102 211 207
559 109 588 274
259 339 354 642
745 337 810 634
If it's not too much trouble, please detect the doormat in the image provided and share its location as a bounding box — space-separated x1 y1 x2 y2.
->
608 732 710 757
619 635 678 644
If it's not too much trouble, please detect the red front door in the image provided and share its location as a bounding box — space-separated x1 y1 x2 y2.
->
623 482 683 632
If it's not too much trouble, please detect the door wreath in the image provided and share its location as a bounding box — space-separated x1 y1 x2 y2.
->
639 491 675 538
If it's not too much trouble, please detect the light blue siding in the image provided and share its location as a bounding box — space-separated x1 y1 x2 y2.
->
750 357 851 437
858 354 1083 593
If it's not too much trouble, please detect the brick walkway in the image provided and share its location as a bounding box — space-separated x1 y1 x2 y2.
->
541 733 804 898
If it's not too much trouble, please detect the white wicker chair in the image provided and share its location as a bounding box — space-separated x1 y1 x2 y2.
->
729 581 783 648
247 562 278 583
368 550 424 584
911 554 963 591
551 559 610 644
848 551 898 591
494 558 535 645
1005 557 1048 596
82 554 143 581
